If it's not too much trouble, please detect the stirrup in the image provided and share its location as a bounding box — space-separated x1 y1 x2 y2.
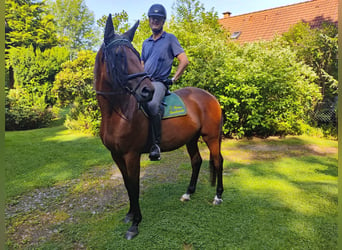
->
149 144 161 161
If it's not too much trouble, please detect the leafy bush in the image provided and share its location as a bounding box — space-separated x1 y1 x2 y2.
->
5 87 56 130
169 7 321 138
282 21 338 136
218 41 320 137
5 45 69 130
64 95 100 135
52 50 96 106
282 22 338 100
8 46 70 103
53 50 100 134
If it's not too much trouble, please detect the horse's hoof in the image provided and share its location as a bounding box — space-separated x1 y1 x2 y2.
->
213 195 223 205
123 214 133 224
180 193 191 202
125 226 138 240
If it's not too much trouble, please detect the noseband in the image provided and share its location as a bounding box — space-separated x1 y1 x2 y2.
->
96 38 151 97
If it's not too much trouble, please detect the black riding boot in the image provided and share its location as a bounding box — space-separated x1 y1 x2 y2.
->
149 113 161 161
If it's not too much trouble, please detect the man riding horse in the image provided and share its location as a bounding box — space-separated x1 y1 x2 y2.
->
95 7 223 240
141 4 189 161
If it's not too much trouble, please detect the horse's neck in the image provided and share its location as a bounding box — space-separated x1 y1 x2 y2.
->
100 94 138 122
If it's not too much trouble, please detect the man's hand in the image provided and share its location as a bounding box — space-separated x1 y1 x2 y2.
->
163 78 173 86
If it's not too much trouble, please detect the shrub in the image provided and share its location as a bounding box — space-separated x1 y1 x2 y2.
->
53 50 100 134
162 4 321 138
179 36 321 138
5 87 56 130
52 50 96 106
5 46 69 131
8 46 70 105
64 95 100 135
220 41 320 137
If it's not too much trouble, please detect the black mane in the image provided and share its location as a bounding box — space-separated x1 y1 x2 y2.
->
102 38 141 90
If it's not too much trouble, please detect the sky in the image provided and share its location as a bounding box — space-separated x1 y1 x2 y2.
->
84 0 309 24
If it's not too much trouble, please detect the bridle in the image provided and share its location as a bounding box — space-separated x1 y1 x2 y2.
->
95 72 150 97
95 38 151 98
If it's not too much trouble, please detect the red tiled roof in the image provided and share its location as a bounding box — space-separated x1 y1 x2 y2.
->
218 0 338 43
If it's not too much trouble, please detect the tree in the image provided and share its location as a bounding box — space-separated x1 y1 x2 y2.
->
5 0 59 88
5 0 58 51
173 0 220 29
5 45 69 130
8 45 69 102
282 21 338 102
97 10 130 35
48 0 100 56
168 0 229 92
282 21 338 130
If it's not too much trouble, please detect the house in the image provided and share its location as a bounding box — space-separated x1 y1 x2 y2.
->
218 0 338 43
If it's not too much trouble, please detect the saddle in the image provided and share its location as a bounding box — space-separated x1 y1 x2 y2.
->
142 92 187 119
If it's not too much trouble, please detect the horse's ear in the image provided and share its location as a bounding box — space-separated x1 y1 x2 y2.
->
123 20 140 42
104 14 115 45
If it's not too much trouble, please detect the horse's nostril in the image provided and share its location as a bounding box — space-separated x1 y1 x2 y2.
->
142 86 154 98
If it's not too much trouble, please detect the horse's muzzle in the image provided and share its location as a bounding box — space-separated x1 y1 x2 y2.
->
139 85 154 102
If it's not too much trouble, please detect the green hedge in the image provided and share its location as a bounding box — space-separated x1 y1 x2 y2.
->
5 87 55 130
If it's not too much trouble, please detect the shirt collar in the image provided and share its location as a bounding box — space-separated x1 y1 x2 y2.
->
148 31 166 41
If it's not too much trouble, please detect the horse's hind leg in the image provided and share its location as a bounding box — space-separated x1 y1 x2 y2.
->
203 136 224 205
181 137 202 202
210 153 223 204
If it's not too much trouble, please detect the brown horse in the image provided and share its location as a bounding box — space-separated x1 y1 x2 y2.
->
94 15 223 240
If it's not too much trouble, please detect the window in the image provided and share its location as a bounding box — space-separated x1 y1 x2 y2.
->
231 31 241 39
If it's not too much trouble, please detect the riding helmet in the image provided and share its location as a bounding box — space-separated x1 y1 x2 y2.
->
148 4 167 19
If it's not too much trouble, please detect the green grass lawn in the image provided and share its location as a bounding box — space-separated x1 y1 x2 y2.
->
5 125 112 199
5 125 338 249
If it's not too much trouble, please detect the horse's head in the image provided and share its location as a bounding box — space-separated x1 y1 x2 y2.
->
94 14 154 103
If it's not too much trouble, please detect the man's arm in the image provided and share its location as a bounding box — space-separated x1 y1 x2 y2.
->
172 52 189 82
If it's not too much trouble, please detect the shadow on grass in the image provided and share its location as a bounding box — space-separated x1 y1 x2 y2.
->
49 178 337 249
231 136 338 162
34 152 337 249
5 132 337 249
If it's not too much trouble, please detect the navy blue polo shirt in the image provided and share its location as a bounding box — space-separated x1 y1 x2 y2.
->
141 31 184 81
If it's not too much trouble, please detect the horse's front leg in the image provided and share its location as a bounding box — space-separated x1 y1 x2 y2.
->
112 152 142 240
